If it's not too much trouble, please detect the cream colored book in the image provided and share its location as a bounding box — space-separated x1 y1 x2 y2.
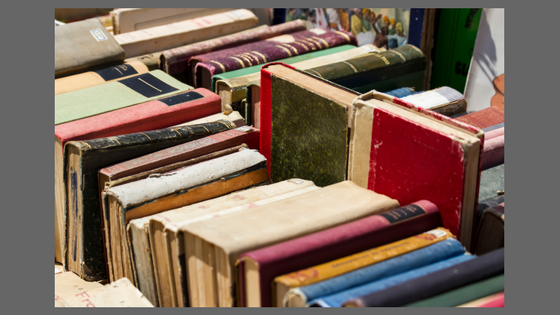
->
180 181 399 307
173 110 245 128
55 272 103 306
143 179 318 307
111 8 234 34
113 9 258 58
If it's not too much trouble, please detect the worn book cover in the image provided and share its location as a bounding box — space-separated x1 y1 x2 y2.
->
473 203 504 256
481 127 504 171
454 106 504 130
399 86 467 116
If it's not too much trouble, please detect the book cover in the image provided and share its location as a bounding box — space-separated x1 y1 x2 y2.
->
55 18 125 78
55 70 194 125
181 181 399 307
454 106 504 130
481 127 504 171
399 86 468 117
113 9 259 58
63 120 235 281
473 203 504 256
238 200 443 307
193 29 356 89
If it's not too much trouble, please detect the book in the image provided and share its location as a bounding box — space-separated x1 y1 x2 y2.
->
102 149 269 285
174 111 246 128
160 20 307 82
458 291 504 307
55 61 150 95
399 86 468 116
63 120 235 281
193 29 357 89
55 271 103 304
54 88 221 265
481 127 504 171
478 164 505 204
473 203 504 256
454 106 504 130
180 180 399 307
238 200 444 307
110 8 235 35
55 18 125 78
113 9 259 58
304 44 426 93
342 247 504 307
55 70 194 125
348 90 483 249
383 87 416 98
123 52 162 71
260 63 358 187
144 179 317 307
403 274 504 307
246 80 261 127
277 227 453 307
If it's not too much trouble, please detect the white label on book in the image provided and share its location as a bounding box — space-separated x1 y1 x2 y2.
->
401 91 449 109
90 28 108 41
425 229 447 238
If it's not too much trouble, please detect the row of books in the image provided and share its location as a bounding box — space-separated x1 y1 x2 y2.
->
54 8 505 307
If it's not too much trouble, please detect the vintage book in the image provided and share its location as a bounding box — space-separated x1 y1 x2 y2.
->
312 253 475 307
481 127 504 171
55 70 194 125
260 63 359 187
174 111 245 128
348 90 483 249
54 88 220 265
342 247 504 307
55 61 149 95
482 122 504 133
384 87 416 98
290 237 465 307
478 164 505 204
246 81 261 127
473 203 504 256
55 263 65 274
55 18 125 78
458 291 504 307
63 120 235 280
304 44 426 93
454 106 504 130
403 274 504 307
277 228 453 307
399 86 468 116
113 9 258 58
55 277 154 307
160 20 307 83
55 271 103 304
193 29 357 89
123 52 162 71
181 180 399 307
144 179 317 307
110 8 234 34
102 149 268 286
238 200 444 307
98 126 259 192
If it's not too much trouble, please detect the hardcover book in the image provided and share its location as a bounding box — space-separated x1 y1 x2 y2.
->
399 86 467 116
113 9 259 58
238 200 443 307
55 61 149 95
63 120 235 280
55 18 125 78
54 88 221 265
348 90 483 249
55 271 103 303
102 149 269 286
55 70 194 125
193 29 357 89
473 203 504 255
180 180 399 307
454 106 504 130
481 127 504 171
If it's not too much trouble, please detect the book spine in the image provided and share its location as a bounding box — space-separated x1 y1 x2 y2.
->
459 292 504 307
294 237 465 307
481 133 504 170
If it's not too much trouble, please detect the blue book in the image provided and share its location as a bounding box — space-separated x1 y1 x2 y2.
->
384 87 417 98
288 238 465 307
309 253 475 307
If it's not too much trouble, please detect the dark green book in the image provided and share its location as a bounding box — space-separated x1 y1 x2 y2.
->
304 44 426 93
62 120 235 281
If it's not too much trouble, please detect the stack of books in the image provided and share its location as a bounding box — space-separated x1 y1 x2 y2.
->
54 8 505 308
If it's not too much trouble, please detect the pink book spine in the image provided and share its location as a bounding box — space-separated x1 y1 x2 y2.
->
481 132 504 170
478 292 505 307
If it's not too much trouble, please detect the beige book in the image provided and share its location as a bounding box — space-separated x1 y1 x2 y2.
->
143 179 317 307
174 110 245 128
55 61 149 95
180 181 399 307
111 8 234 35
55 272 103 306
128 217 159 307
123 52 162 71
113 9 259 58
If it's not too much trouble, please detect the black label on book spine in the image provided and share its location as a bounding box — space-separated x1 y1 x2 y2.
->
158 91 204 106
94 64 138 81
380 204 426 224
118 73 178 98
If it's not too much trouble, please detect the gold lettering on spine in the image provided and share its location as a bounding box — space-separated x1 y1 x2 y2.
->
389 50 407 62
408 44 424 56
242 53 259 64
237 55 253 67
138 132 151 140
377 55 391 65
342 61 359 73
229 57 246 68
333 31 351 42
281 43 298 55
292 40 309 51
80 141 92 150
301 38 319 50
307 69 324 78
312 36 329 48
209 61 226 73
250 51 267 63
276 45 292 57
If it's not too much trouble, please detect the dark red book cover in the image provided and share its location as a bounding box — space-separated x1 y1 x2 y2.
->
454 106 504 130
237 200 442 307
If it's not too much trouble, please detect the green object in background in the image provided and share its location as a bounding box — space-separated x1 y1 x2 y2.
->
430 9 482 93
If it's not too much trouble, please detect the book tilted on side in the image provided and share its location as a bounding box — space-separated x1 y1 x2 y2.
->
55 18 125 78
454 106 504 130
180 180 399 307
55 70 194 125
481 127 504 171
142 179 317 307
102 149 269 287
237 200 443 307
54 88 221 265
63 120 235 281
399 86 468 116
473 203 504 256
173 111 246 128
348 90 483 250
457 291 504 307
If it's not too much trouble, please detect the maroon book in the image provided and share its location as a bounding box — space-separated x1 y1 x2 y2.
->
237 200 443 307
481 127 504 170
455 106 504 130
192 29 356 89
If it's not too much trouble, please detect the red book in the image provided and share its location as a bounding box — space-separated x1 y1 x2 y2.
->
477 292 505 307
454 106 504 130
237 200 442 307
481 127 504 170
